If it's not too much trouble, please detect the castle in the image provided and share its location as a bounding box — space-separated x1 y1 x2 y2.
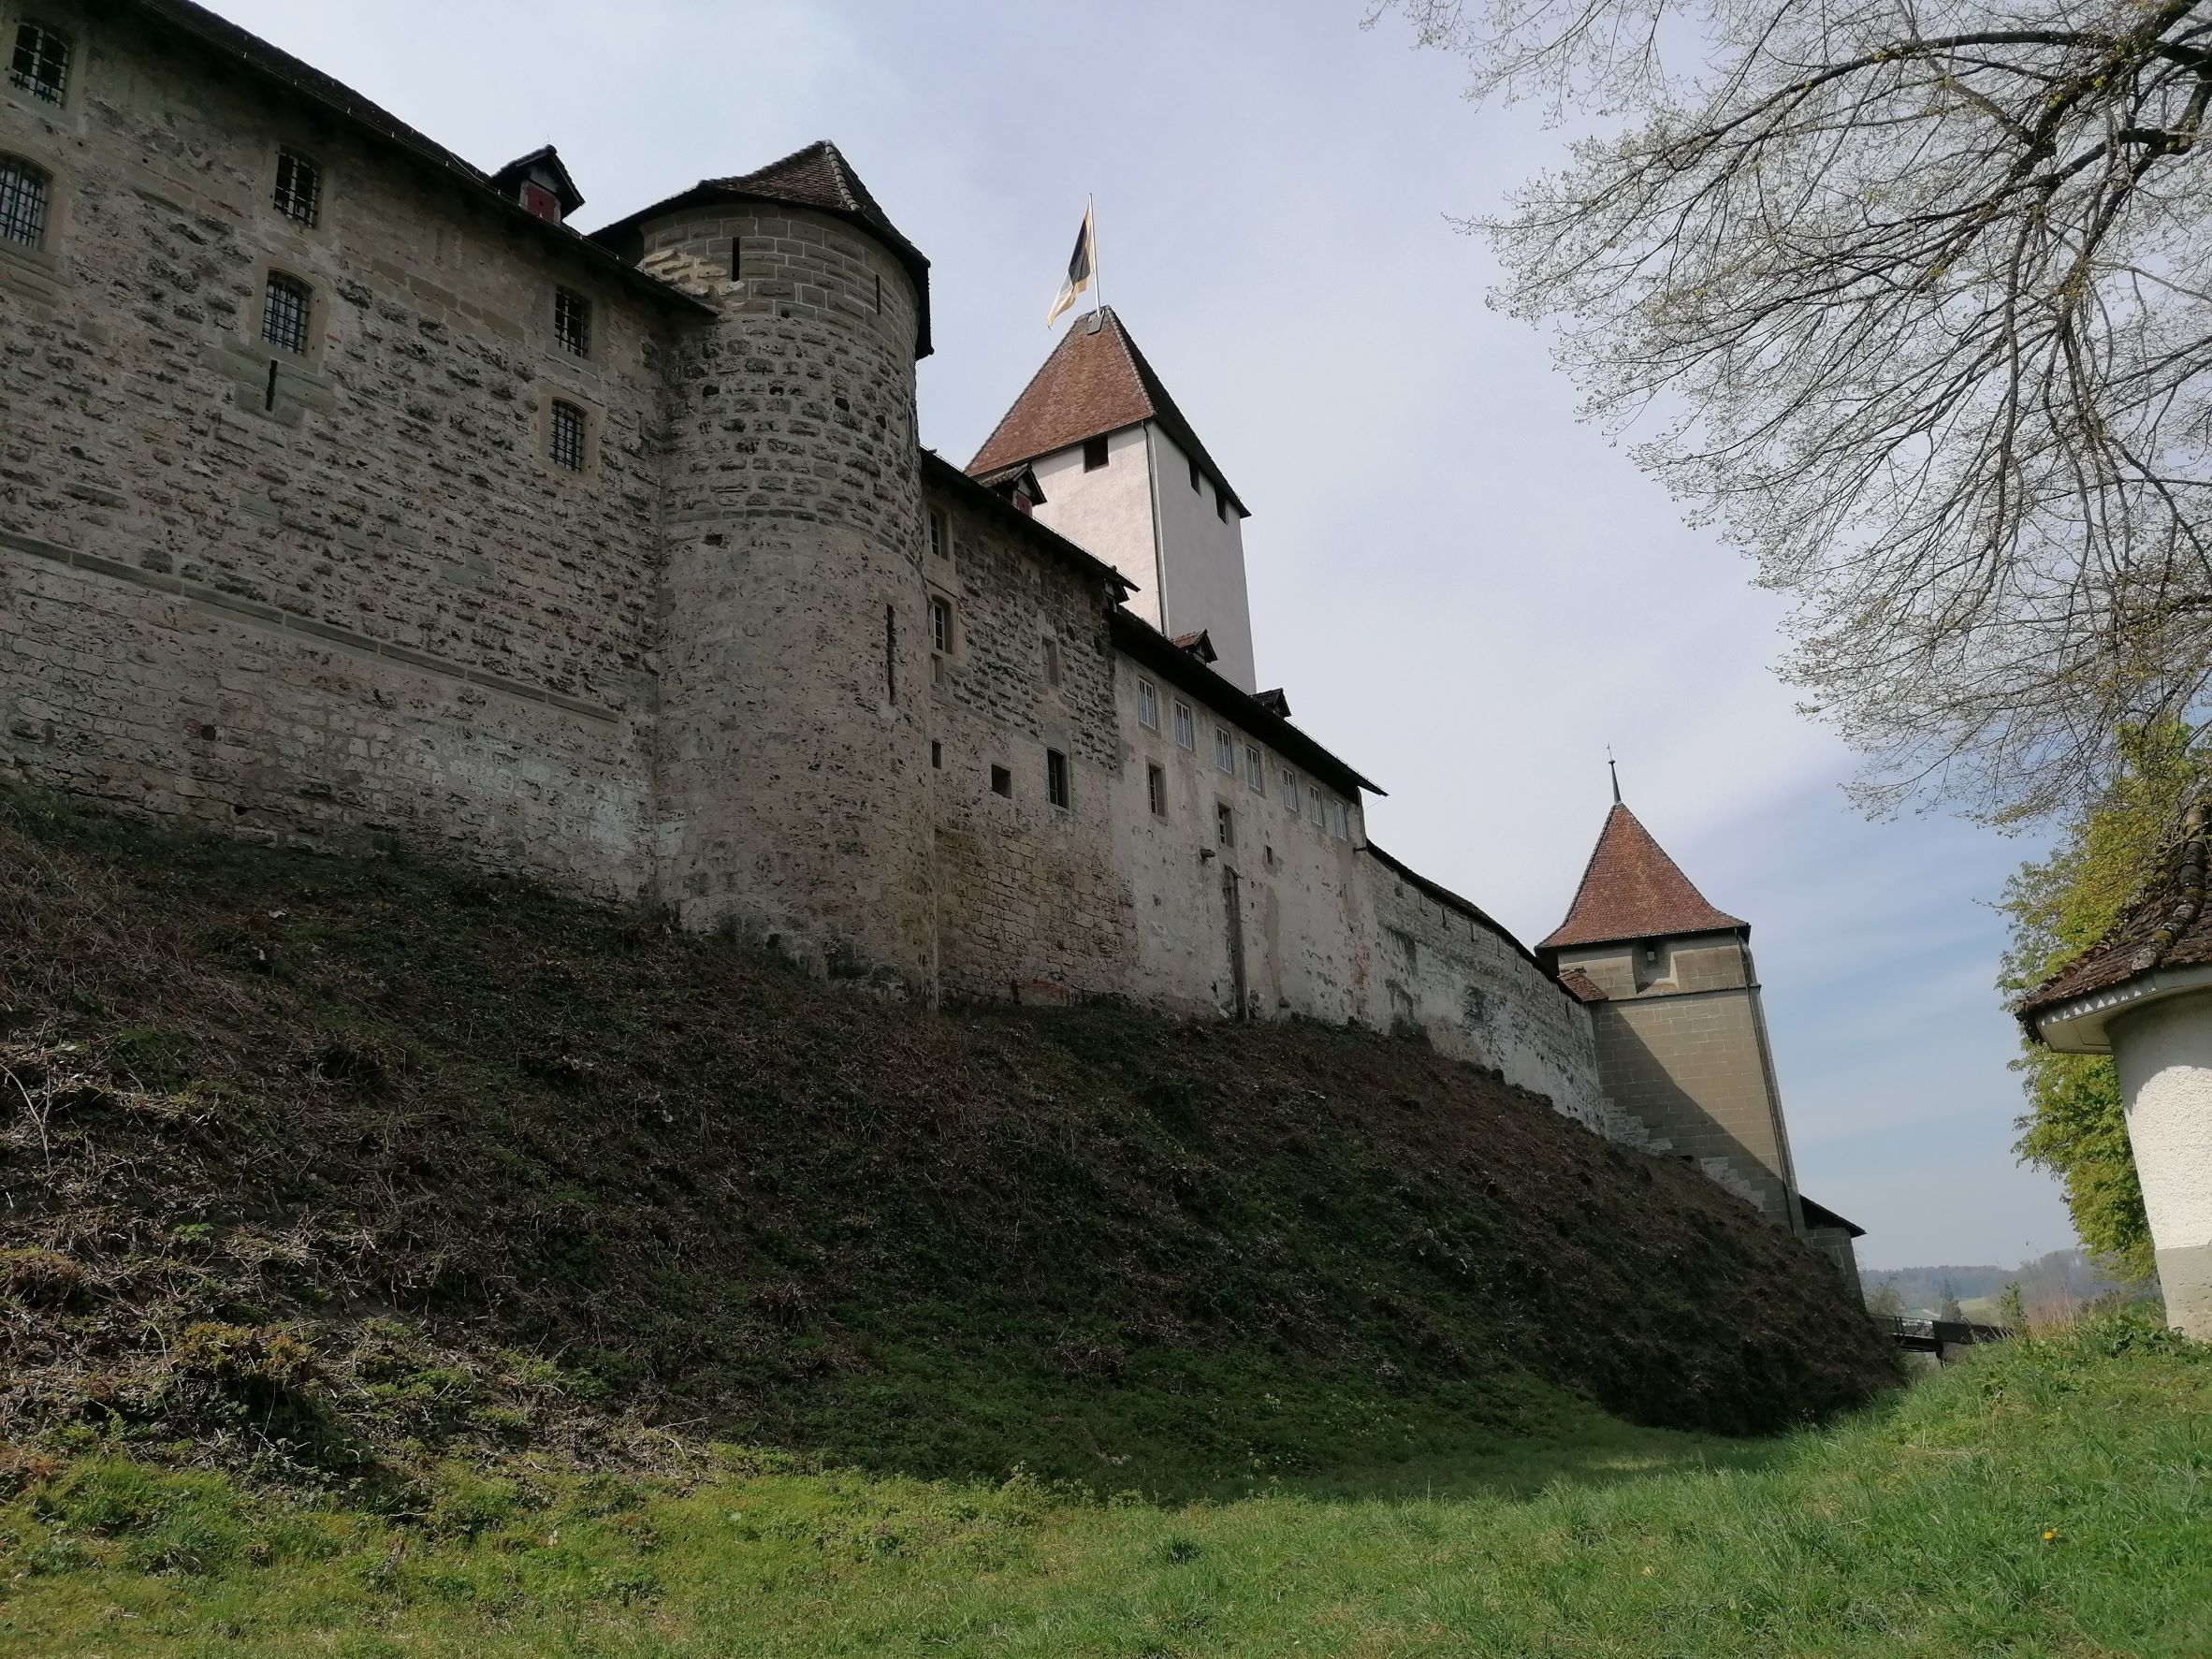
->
0 0 1860 1285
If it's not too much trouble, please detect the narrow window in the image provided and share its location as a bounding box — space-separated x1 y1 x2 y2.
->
730 235 741 281
261 272 312 355
1215 727 1236 775
554 286 591 357
1216 802 1236 851
1307 784 1324 826
1244 743 1263 791
1329 799 1350 840
549 399 586 472
931 740 942 770
874 272 882 313
272 149 321 226
1147 763 1168 818
1137 678 1159 731
1215 485 1229 522
0 156 49 248
1172 700 1195 750
884 604 897 705
927 507 948 560
1042 637 1062 688
1083 434 1109 471
1281 768 1300 811
1047 749 1071 810
990 764 1012 798
8 22 68 105
263 359 278 412
930 595 953 655
1188 456 1201 492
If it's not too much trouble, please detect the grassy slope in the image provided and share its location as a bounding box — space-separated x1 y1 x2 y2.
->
1 1314 2205 1657
0 784 1888 1500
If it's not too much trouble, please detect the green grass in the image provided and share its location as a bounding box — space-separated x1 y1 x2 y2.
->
3 1312 2205 1657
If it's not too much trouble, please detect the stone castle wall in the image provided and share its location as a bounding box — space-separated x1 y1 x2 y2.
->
1 3 1615 1138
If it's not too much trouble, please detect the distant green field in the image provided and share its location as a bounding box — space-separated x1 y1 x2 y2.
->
3 1311 2205 1658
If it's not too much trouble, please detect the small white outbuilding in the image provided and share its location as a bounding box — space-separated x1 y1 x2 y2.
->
2019 804 2212 1340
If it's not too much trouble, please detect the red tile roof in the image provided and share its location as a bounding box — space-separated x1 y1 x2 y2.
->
2018 802 2212 1019
967 308 1247 514
1556 968 1609 1002
1539 803 1748 951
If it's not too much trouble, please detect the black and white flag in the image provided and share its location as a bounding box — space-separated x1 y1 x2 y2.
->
1046 205 1096 327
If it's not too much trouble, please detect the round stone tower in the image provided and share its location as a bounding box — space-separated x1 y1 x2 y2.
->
598 142 937 989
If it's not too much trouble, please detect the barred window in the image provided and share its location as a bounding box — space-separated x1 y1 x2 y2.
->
8 22 68 105
260 272 312 356
553 286 590 357
272 149 321 226
0 155 49 248
549 400 586 472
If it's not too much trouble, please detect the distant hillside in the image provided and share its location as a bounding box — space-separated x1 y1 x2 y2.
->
0 788 1893 1493
1863 1252 2130 1318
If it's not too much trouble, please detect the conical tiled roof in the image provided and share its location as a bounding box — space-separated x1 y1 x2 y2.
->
2019 802 2212 1020
968 308 1246 515
1539 803 1748 951
589 140 932 355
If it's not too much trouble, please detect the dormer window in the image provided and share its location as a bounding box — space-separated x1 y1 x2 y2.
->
273 149 321 226
1083 435 1109 471
554 287 590 357
0 156 50 248
8 22 68 105
488 145 585 226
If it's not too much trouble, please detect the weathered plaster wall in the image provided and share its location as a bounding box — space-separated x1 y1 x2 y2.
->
924 479 1135 1001
1146 425 1258 691
1364 855 1614 1132
2110 989 2212 1340
1027 426 1159 626
0 2 668 891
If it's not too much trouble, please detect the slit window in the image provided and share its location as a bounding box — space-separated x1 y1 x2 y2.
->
1147 763 1168 817
931 740 943 770
554 286 591 357
1172 700 1195 750
1216 803 1236 851
1215 727 1236 775
549 400 587 472
272 149 321 226
1083 434 1109 471
1042 637 1062 687
927 507 948 560
730 235 741 280
0 155 49 248
8 22 68 105
1046 749 1071 810
884 605 897 705
260 272 312 356
990 764 1012 798
930 595 953 655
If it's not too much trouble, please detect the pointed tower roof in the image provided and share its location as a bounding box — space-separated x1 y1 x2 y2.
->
590 140 932 355
1539 803 1749 951
968 307 1247 515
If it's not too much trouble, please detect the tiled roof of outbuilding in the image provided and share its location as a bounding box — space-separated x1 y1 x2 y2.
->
1539 802 1747 951
968 308 1248 515
1556 968 1609 1003
2018 803 2212 1021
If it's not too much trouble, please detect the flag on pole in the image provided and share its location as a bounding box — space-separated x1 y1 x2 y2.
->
1045 204 1096 327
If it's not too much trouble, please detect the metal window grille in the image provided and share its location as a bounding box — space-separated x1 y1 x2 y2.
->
272 149 320 226
8 22 67 105
554 287 590 356
260 273 312 355
0 156 48 247
549 400 586 472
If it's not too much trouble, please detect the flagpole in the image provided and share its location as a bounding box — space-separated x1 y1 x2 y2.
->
1089 194 1102 317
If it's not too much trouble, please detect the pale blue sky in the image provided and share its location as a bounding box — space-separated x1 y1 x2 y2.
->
202 0 2076 1269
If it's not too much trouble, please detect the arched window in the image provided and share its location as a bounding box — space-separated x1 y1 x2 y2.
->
0 155 50 249
261 272 312 355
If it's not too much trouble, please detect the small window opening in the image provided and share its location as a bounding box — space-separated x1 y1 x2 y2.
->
8 22 68 105
1188 456 1201 492
1216 803 1236 851
990 764 1012 798
549 399 587 472
1215 727 1237 775
874 272 882 313
1328 799 1350 840
1083 434 1109 471
261 272 312 356
1043 637 1062 688
0 156 49 248
1244 743 1263 791
931 740 943 770
885 604 897 705
263 359 279 412
1047 748 1071 810
927 508 948 560
1173 700 1195 750
729 236 741 281
1147 764 1168 818
1307 784 1324 825
272 149 321 226
1281 768 1300 811
1137 678 1159 731
553 286 591 357
930 594 953 654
